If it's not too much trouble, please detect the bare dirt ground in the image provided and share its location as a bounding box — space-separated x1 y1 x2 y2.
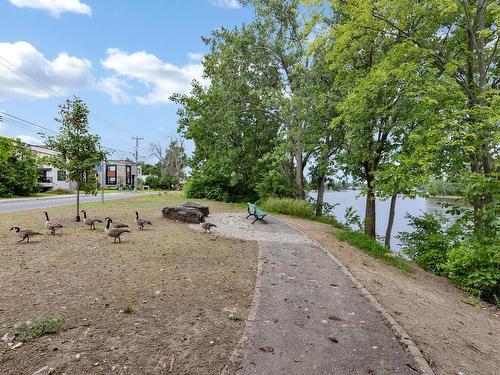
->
279 215 500 375
0 194 258 374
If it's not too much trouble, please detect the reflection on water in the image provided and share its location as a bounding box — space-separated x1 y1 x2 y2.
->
310 190 464 252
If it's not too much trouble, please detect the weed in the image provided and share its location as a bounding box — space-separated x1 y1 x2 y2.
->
0 354 10 364
123 304 134 314
227 313 242 321
13 317 65 341
462 296 481 308
36 344 48 353
423 353 434 368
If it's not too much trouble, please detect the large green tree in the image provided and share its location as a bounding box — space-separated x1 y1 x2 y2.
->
0 136 39 197
44 97 106 222
316 0 499 235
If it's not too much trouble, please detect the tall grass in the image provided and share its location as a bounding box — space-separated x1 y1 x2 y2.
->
258 197 315 217
257 197 345 228
337 231 413 273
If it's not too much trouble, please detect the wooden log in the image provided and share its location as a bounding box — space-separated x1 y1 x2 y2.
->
181 202 210 216
162 206 205 223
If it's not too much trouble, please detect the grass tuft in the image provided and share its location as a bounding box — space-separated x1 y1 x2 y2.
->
36 344 48 353
13 317 65 341
336 230 413 273
462 296 481 308
123 304 134 314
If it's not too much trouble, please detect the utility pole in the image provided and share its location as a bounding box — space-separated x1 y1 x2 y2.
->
132 136 143 193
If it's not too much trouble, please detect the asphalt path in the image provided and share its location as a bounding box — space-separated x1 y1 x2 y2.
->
0 192 152 213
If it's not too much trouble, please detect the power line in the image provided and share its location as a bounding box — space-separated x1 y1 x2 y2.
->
0 55 139 140
0 111 134 157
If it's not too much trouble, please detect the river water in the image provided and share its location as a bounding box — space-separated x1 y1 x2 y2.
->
310 190 463 252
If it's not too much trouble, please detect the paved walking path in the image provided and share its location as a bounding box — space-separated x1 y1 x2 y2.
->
193 213 421 375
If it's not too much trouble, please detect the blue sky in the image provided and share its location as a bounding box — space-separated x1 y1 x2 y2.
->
0 0 252 161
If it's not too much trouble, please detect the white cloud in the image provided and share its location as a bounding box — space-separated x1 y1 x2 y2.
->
0 41 93 100
101 48 208 105
211 0 241 9
16 134 42 145
96 76 130 104
9 0 91 17
188 52 204 61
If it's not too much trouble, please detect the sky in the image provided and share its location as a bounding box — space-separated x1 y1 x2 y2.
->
0 0 252 161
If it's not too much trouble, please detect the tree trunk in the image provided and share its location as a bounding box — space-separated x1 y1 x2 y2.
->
75 183 81 222
384 192 397 248
364 179 376 238
316 173 326 216
294 151 304 199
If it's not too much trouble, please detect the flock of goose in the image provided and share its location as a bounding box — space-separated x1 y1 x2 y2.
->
10 209 153 244
10 210 218 244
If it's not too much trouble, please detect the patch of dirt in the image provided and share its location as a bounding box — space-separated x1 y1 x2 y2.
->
0 195 258 374
279 215 499 375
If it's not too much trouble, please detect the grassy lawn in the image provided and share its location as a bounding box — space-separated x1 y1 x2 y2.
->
0 192 258 374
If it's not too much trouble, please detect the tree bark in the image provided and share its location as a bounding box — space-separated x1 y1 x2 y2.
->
315 173 326 216
384 191 397 248
295 151 304 199
75 182 81 222
364 178 376 238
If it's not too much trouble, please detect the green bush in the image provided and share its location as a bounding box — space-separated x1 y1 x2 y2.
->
398 212 462 275
446 241 500 302
258 197 315 217
337 230 413 273
145 176 164 190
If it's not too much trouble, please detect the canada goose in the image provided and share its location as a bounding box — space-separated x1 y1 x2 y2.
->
135 211 152 230
105 218 131 243
43 211 63 235
104 217 129 229
10 227 42 243
201 222 217 233
81 209 102 230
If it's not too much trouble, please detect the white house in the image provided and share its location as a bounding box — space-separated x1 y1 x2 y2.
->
29 144 76 191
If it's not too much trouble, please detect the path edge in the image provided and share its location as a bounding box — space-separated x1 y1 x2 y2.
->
221 239 265 375
283 218 435 375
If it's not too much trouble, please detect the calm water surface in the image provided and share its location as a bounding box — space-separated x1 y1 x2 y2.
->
311 190 463 252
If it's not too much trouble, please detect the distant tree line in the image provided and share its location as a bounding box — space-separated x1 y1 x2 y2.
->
173 0 498 302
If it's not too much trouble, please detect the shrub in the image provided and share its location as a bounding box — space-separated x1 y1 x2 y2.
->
258 197 315 218
337 230 413 273
398 212 462 275
445 241 500 302
145 176 164 190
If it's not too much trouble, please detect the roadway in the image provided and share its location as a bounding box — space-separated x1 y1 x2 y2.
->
0 192 152 213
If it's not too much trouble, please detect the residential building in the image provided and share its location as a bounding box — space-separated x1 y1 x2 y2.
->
29 144 76 191
102 160 138 189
